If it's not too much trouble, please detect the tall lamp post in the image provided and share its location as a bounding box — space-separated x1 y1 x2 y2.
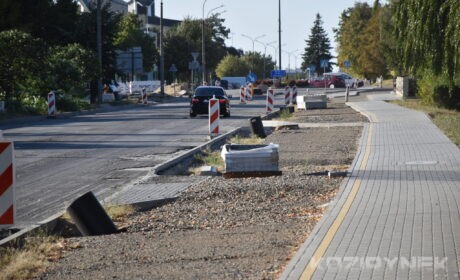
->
268 42 286 70
278 0 282 70
241 34 266 73
96 0 102 104
202 3 225 85
283 49 298 79
255 40 276 80
160 0 164 97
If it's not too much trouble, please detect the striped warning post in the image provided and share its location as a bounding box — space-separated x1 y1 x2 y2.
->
142 88 147 104
245 86 252 101
291 85 298 105
47 91 56 118
0 141 15 227
240 86 246 104
209 95 220 137
266 87 274 113
284 86 291 105
249 83 254 98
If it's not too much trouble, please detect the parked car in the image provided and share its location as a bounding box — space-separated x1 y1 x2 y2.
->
190 86 231 117
325 72 358 87
309 75 346 88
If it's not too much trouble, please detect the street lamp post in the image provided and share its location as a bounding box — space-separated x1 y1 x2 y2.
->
241 34 266 73
255 40 276 80
283 49 298 79
202 0 208 85
160 0 164 97
268 42 286 70
278 0 282 70
96 0 102 104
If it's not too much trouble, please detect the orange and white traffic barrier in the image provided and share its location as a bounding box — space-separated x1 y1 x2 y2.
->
266 87 274 113
48 91 56 118
291 85 298 105
240 86 246 104
284 86 291 105
0 141 15 227
209 95 220 137
245 86 252 101
249 83 254 98
142 88 147 104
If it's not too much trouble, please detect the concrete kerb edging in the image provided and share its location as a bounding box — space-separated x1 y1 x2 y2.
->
0 108 281 247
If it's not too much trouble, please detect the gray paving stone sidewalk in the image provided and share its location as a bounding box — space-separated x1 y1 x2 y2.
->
281 100 460 280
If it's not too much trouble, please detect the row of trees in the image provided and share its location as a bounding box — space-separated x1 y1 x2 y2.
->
0 0 156 111
334 0 459 108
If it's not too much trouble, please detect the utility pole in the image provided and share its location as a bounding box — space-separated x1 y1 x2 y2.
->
278 0 282 70
96 0 102 104
160 0 164 97
202 0 208 85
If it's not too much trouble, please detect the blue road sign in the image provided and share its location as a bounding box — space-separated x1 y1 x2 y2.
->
169 64 178 72
270 69 287 78
246 72 257 83
344 60 351 68
320 59 329 68
309 65 317 73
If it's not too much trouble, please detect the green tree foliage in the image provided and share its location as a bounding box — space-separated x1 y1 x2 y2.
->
115 13 158 73
48 44 97 94
393 0 459 81
241 52 275 79
163 14 229 81
215 55 250 77
0 30 47 108
301 13 333 75
0 0 79 45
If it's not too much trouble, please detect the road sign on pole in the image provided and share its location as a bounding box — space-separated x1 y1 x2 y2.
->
270 69 287 78
247 72 257 83
344 60 351 68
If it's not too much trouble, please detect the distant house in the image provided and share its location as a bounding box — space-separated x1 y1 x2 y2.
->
75 0 128 14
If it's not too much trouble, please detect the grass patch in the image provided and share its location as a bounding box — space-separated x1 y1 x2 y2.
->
105 204 137 222
229 135 264 145
390 99 460 146
189 148 224 175
0 231 64 280
279 109 293 120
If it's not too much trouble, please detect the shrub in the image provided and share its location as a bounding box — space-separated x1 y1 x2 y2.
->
418 71 460 110
56 94 91 112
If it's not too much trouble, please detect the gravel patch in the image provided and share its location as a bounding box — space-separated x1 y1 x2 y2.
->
39 103 366 280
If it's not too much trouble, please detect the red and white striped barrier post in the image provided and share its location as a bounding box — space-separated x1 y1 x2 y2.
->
240 86 246 104
245 86 252 101
266 87 274 113
209 95 220 137
291 85 298 105
284 86 291 105
142 88 147 104
47 91 56 118
0 141 15 227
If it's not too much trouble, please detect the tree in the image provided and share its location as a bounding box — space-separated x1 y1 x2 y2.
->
0 0 80 46
241 52 275 80
115 13 158 73
0 30 47 109
301 14 333 75
215 55 250 77
163 14 229 81
48 43 97 94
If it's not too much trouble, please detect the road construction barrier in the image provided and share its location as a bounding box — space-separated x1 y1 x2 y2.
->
142 88 147 104
249 83 254 97
209 95 220 137
240 86 246 104
284 86 291 105
291 86 298 105
47 91 56 118
0 141 15 227
266 87 274 113
245 86 252 101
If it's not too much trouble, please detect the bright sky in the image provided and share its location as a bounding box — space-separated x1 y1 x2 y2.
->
155 0 379 70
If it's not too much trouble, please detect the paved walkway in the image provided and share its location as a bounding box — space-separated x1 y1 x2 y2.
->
281 100 460 279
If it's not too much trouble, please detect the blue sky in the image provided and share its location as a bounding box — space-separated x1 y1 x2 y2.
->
155 0 380 70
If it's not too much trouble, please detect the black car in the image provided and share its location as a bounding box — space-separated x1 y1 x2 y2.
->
190 86 231 117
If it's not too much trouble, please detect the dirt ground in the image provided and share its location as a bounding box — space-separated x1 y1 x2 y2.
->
38 102 367 280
